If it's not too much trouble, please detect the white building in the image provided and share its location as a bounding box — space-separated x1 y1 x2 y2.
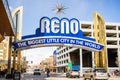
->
55 21 120 75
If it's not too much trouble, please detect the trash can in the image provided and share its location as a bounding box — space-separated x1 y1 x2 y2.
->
13 71 21 80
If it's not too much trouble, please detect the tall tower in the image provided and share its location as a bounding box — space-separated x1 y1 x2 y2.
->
93 12 107 68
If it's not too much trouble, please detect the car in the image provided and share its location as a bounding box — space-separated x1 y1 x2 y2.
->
33 69 41 75
83 69 93 80
66 70 80 78
93 68 109 80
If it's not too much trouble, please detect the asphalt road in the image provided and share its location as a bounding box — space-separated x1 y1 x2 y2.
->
1 71 120 80
19 72 120 80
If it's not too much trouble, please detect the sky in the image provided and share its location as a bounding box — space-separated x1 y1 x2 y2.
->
8 0 120 65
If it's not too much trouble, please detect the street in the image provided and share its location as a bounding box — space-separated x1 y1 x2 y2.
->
22 72 82 80
0 72 120 80
23 72 65 80
16 72 120 80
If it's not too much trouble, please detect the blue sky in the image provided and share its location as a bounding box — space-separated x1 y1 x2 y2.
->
8 0 120 64
8 0 120 36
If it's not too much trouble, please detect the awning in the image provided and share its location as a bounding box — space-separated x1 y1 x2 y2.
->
0 0 15 37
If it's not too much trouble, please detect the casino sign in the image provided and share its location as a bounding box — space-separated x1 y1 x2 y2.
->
13 16 104 51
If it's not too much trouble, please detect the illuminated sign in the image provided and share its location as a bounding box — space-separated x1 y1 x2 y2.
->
13 17 104 51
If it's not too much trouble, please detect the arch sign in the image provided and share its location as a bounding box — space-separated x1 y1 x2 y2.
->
13 17 104 51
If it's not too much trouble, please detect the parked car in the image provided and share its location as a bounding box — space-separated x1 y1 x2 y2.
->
33 69 41 75
66 65 80 78
93 68 109 80
83 69 93 80
66 70 80 78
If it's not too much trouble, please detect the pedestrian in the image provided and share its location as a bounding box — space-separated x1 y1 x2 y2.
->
46 68 50 77
114 70 117 75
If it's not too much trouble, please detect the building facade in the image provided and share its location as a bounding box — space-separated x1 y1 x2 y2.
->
0 0 23 73
55 21 120 75
0 0 15 42
0 37 9 70
40 55 55 72
0 0 15 71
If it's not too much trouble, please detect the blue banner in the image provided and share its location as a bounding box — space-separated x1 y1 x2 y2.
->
13 37 104 51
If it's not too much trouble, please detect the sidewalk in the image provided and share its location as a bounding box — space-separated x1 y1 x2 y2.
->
45 76 120 80
109 76 120 80
45 77 82 80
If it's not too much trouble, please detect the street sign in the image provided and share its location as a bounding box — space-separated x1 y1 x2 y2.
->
68 62 72 68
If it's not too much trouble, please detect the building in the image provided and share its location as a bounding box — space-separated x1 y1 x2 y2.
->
0 0 23 74
0 0 15 42
55 21 120 75
40 55 55 71
0 0 15 71
21 56 28 72
0 37 9 70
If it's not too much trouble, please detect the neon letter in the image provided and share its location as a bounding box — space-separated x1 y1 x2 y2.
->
70 19 79 34
41 17 50 33
51 18 60 33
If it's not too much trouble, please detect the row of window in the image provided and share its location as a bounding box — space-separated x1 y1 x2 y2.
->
57 46 73 51
57 53 69 60
57 47 72 55
83 31 120 37
57 59 68 65
57 46 64 50
81 24 120 30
